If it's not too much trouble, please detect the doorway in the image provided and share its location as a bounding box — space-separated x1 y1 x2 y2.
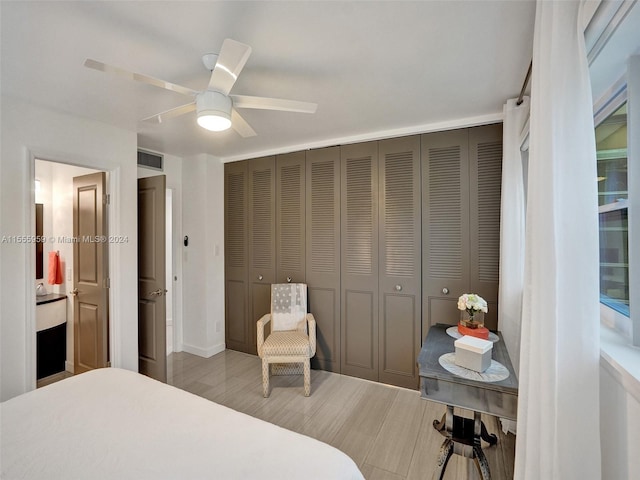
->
34 159 109 385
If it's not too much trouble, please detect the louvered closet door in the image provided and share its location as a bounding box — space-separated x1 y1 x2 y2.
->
340 142 379 381
421 129 470 333
224 161 249 353
378 136 421 389
248 156 276 355
276 152 305 284
306 147 341 372
469 124 503 330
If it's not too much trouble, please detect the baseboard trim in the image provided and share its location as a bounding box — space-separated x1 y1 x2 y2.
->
182 342 225 358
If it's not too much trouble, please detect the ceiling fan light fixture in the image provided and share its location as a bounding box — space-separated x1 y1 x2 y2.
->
196 91 232 132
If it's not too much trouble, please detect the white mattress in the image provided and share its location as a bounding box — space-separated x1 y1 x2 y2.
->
1 368 364 480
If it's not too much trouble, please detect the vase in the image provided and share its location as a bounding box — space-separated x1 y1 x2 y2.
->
459 310 485 329
458 310 489 340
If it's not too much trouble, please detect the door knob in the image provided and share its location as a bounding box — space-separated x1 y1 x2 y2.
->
148 288 164 297
395 284 402 291
442 287 449 295
286 276 292 283
258 274 263 281
70 288 79 296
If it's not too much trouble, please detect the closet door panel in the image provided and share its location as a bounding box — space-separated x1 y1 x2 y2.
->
469 124 503 330
248 156 276 355
276 152 306 284
306 147 341 372
344 290 375 371
378 136 421 389
224 161 249 353
421 129 470 333
340 142 379 381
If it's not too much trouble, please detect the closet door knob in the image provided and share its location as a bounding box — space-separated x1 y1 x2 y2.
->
258 274 263 281
395 284 402 291
286 276 292 283
442 287 449 295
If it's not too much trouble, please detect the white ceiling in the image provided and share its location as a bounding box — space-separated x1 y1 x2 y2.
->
1 1 535 161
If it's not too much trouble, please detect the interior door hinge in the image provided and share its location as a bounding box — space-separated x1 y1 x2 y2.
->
103 193 110 205
104 277 110 289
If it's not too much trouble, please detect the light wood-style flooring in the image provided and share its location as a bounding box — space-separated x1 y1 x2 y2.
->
168 350 515 480
36 370 73 388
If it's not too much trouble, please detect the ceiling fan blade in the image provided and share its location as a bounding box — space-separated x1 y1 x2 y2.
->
231 95 317 114
207 39 252 95
141 102 196 124
231 109 257 138
84 59 198 97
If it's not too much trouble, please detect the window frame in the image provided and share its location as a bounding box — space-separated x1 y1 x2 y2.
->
594 87 633 339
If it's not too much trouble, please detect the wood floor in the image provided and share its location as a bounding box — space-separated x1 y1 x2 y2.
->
36 370 73 388
168 349 515 480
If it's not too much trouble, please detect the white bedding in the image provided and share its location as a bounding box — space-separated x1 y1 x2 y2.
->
1 368 364 480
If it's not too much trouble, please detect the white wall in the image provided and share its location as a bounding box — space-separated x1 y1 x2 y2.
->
181 154 225 357
600 361 640 478
1 95 138 401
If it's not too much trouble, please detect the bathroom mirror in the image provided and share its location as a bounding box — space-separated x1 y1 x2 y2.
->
36 203 43 279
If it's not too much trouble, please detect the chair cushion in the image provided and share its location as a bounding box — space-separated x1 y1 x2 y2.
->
271 283 307 332
262 331 311 356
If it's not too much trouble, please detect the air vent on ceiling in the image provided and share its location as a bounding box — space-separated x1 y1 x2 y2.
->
137 150 163 171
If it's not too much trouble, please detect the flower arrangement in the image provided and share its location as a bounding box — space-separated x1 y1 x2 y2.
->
457 293 488 319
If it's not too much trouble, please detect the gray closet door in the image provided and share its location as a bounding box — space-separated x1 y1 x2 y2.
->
340 142 379 382
248 156 276 355
469 124 503 330
276 152 306 284
421 129 470 333
224 161 249 353
378 136 422 389
306 147 341 372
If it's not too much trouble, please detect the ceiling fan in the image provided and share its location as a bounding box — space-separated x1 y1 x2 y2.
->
84 38 317 137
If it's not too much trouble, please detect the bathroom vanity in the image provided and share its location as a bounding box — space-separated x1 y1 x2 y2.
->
36 294 67 379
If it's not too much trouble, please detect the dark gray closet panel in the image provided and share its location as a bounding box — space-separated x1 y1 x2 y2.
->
248 156 276 355
276 151 306 284
378 135 422 389
421 129 470 333
306 147 341 372
224 161 249 353
340 142 379 382
469 124 503 330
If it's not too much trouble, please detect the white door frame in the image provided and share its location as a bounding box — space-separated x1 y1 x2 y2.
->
25 149 122 390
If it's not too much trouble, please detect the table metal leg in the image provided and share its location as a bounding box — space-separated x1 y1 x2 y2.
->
474 411 498 446
473 445 492 480
433 438 454 480
431 407 497 479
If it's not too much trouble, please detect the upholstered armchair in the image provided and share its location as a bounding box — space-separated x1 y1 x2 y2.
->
257 283 316 397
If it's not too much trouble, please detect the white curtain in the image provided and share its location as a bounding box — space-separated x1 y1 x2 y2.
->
514 1 601 479
499 96 529 377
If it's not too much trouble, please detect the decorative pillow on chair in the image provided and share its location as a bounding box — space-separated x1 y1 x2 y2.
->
271 283 307 331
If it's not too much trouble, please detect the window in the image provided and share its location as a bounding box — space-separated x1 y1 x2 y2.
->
596 103 629 317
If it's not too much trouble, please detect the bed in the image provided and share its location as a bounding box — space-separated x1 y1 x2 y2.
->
1 368 364 480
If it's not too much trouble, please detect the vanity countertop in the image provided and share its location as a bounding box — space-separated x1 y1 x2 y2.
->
36 293 67 306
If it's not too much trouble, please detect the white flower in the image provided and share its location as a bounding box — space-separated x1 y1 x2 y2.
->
457 293 488 314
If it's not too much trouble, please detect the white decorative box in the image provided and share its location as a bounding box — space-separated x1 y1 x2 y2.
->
454 335 493 373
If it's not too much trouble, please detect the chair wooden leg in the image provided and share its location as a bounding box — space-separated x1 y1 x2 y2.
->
262 358 270 398
303 358 311 397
